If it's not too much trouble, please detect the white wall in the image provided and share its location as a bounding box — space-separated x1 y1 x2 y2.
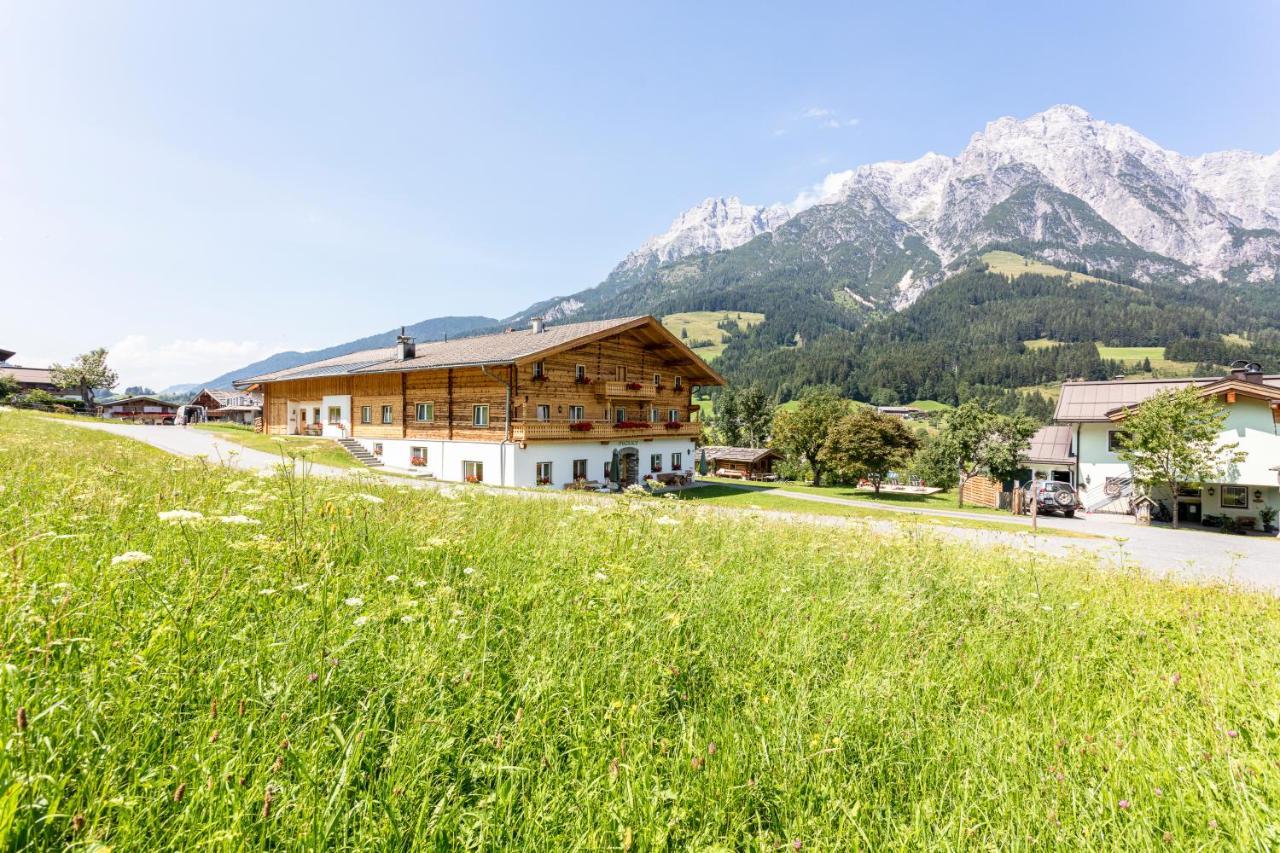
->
349 435 698 488
321 395 351 439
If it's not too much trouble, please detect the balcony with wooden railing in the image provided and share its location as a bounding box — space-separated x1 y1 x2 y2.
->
598 380 658 400
512 418 703 441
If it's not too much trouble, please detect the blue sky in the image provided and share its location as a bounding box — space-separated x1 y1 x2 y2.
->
3 0 1278 389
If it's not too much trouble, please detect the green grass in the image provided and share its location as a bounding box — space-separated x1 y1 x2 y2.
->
661 310 764 362
3 408 1278 848
904 399 952 412
690 479 1034 522
982 250 1118 286
192 422 364 469
1021 341 1202 378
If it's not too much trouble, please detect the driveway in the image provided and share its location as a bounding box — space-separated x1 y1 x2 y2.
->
48 419 1280 592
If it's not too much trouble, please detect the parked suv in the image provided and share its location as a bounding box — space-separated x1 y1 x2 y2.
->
1021 481 1081 518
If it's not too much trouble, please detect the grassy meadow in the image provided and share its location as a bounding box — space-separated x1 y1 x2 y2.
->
661 311 765 362
2 410 1280 848
193 422 365 469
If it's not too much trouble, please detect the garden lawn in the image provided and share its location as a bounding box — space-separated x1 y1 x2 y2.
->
192 422 364 469
2 409 1278 849
695 476 1011 516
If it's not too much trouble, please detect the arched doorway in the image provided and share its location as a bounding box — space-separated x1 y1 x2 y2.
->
617 447 639 487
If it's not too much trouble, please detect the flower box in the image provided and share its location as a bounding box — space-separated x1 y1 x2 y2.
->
410 456 426 467
568 421 593 432
530 374 549 383
465 475 480 484
574 376 592 385
536 477 552 486
625 382 643 391
654 383 665 391
613 420 651 430
664 421 683 430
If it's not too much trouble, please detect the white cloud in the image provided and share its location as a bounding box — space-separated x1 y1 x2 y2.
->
789 170 856 212
802 107 836 119
107 335 287 391
797 107 860 130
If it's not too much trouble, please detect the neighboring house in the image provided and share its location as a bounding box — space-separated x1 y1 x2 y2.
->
233 315 723 487
1022 424 1077 486
700 446 782 480
1050 363 1280 525
0 348 63 394
875 405 925 420
181 388 263 425
97 395 180 424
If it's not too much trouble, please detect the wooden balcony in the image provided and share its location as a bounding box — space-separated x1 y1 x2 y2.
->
513 419 703 441
599 381 656 400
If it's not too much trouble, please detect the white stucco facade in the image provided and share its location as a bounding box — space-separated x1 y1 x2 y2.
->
349 435 699 488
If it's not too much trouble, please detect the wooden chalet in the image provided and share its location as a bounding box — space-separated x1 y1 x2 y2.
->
700 445 783 480
96 395 180 424
182 388 263 425
234 316 724 487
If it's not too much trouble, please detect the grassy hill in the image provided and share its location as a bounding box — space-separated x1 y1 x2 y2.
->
3 410 1279 848
662 310 765 362
1023 339 1202 377
981 250 1119 286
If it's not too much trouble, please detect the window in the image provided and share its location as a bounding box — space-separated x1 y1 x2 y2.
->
373 443 383 456
1221 485 1248 509
568 405 585 423
603 461 612 480
536 404 550 422
650 407 659 422
533 360 545 379
615 365 626 381
671 452 682 469
381 405 393 424
327 406 341 424
650 453 663 473
410 446 428 466
575 364 586 380
536 461 553 484
473 405 489 427
313 408 321 423
360 405 372 424
668 408 680 423
463 460 484 482
653 373 662 386
1107 430 1128 452
572 458 588 480
674 376 683 390
614 407 626 423
415 402 434 422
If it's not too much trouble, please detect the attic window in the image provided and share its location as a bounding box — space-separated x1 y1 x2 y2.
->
533 361 545 379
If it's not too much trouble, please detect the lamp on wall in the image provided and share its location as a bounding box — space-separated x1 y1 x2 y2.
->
1207 486 1216 496
1255 489 1264 503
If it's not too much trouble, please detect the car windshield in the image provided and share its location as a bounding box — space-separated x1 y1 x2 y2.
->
1036 483 1071 491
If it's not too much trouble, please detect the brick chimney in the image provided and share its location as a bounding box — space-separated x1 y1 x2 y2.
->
1229 360 1264 384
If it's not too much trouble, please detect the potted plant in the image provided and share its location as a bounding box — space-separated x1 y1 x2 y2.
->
625 381 643 391
568 421 593 432
664 420 683 430
410 455 426 467
1260 506 1278 534
574 375 592 385
530 373 549 383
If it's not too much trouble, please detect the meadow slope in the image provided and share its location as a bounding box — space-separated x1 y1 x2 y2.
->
1 411 1278 849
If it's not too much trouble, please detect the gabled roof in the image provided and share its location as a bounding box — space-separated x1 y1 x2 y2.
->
1024 424 1074 465
699 446 782 464
0 365 58 386
0 348 14 362
234 316 724 388
1054 374 1280 422
100 395 177 408
188 388 262 408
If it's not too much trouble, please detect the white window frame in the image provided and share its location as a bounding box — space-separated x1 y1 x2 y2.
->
668 408 680 422
327 406 341 424
568 405 585 423
381 404 394 425
653 373 661 386
463 460 484 482
536 404 551 422
415 402 434 422
572 458 588 480
575 364 586 380
650 453 663 473
671 452 683 469
410 446 428 464
473 405 490 427
360 405 372 424
533 360 545 378
536 461 553 484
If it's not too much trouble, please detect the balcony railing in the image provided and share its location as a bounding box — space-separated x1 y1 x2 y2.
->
599 381 657 399
513 419 703 441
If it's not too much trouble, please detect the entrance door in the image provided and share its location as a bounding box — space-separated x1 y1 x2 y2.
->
1177 501 1201 524
619 448 639 486
298 407 308 434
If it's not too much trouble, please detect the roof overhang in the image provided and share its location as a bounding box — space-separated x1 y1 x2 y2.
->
1105 378 1280 422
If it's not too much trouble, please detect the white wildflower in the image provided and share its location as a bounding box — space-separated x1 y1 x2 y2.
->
292 583 310 592
354 493 384 504
400 615 415 623
158 509 204 523
353 615 371 626
385 574 400 584
217 515 260 525
570 504 599 514
344 596 364 608
259 588 277 596
413 580 428 588
462 567 475 576
111 551 152 565
593 571 608 582
655 516 680 526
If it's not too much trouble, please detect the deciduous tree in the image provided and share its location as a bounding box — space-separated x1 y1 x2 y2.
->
1115 387 1244 528
771 386 846 486
51 348 118 410
934 402 1037 507
820 408 919 494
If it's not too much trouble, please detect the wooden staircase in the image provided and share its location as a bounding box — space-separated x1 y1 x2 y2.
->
337 438 383 468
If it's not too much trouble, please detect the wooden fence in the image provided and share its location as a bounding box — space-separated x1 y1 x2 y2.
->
960 474 1002 509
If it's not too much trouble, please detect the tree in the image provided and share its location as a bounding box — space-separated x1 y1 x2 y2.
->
771 386 847 486
1115 387 1245 528
934 402 1038 507
713 387 742 446
0 374 18 404
735 386 774 448
869 387 899 407
820 409 919 494
124 385 154 396
51 348 118 410
910 436 960 491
